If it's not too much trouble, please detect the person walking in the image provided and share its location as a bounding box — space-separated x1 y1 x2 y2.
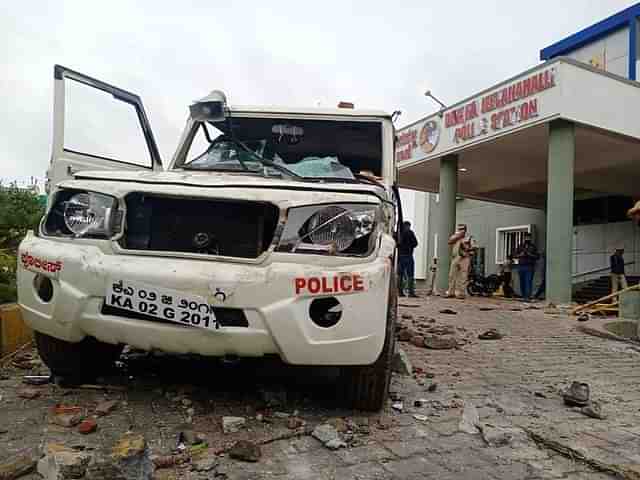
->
515 233 539 301
610 247 627 294
398 221 419 298
446 224 472 299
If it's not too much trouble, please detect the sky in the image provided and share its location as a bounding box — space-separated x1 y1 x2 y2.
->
0 0 636 185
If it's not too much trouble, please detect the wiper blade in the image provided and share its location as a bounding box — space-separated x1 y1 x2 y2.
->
230 138 302 180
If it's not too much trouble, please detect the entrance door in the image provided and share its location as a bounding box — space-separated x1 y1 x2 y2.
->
46 65 162 190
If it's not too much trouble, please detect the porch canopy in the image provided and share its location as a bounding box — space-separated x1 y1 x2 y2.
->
397 58 640 303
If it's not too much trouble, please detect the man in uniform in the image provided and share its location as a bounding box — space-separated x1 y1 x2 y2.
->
446 224 472 299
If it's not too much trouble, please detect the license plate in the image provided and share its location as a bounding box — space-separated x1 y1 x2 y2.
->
105 279 218 330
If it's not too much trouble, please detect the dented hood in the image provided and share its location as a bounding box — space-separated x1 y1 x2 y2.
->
73 169 386 195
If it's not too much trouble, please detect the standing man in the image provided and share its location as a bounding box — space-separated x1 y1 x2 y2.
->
398 221 419 298
446 224 472 299
515 233 539 302
610 247 627 294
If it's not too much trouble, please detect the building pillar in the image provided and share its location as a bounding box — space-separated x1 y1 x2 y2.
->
436 155 458 292
546 120 575 304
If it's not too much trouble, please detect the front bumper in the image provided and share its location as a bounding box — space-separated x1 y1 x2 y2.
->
17 234 393 366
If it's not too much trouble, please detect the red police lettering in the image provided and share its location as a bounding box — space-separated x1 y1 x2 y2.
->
294 274 366 295
339 276 352 292
295 278 306 294
308 277 321 294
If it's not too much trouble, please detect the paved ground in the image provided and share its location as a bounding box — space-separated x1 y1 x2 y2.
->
1 294 639 479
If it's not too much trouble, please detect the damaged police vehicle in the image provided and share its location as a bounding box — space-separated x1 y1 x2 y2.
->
18 65 401 410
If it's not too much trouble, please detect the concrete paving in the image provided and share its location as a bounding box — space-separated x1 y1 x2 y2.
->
1 294 639 479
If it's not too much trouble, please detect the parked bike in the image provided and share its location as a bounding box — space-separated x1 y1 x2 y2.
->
467 272 502 297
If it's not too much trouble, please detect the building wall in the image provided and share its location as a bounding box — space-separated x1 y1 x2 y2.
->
574 220 640 283
566 26 629 77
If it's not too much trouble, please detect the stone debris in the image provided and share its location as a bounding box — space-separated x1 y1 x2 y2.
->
327 418 348 433
287 417 304 429
424 334 458 350
397 328 413 342
111 433 154 480
324 438 347 450
180 398 193 407
581 401 606 420
50 412 84 428
37 443 92 480
78 419 97 435
391 348 412 375
478 329 504 340
229 440 262 462
273 411 290 418
439 309 457 315
413 414 429 422
95 400 119 416
191 455 218 472
410 335 425 347
312 424 346 449
222 416 246 434
17 387 40 399
181 430 207 446
479 424 528 447
458 403 481 434
401 313 413 320
0 452 37 480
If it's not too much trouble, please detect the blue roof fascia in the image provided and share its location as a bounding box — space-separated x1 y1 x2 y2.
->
540 3 640 60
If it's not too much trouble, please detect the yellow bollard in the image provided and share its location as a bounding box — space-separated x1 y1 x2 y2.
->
0 303 33 356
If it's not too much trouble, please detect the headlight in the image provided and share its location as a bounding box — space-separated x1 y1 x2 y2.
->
43 190 120 238
277 204 380 256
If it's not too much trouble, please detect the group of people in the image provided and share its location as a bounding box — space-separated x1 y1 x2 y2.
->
397 221 545 301
397 201 640 301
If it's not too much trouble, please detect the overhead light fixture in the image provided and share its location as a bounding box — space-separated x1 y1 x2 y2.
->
424 90 448 117
459 168 468 172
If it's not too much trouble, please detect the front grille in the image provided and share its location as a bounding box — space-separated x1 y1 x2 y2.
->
102 304 249 328
120 193 279 258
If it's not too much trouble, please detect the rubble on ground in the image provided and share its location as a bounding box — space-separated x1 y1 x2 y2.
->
229 440 262 462
391 348 412 375
222 416 246 434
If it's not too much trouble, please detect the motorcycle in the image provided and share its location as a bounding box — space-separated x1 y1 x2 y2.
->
467 271 502 297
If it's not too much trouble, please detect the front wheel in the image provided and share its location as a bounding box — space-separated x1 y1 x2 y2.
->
337 280 397 411
35 331 123 380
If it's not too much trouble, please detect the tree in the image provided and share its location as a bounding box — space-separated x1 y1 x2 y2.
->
0 185 45 303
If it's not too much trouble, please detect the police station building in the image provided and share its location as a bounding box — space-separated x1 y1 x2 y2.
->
398 3 640 304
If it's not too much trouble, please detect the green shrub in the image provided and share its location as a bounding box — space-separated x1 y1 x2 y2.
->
0 186 45 304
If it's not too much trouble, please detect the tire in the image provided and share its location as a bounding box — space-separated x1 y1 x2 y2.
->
35 331 123 380
467 282 483 297
337 277 397 411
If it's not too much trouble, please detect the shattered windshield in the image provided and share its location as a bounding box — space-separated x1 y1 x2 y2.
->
177 116 383 181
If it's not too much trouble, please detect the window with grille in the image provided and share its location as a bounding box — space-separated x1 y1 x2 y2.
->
495 225 533 264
